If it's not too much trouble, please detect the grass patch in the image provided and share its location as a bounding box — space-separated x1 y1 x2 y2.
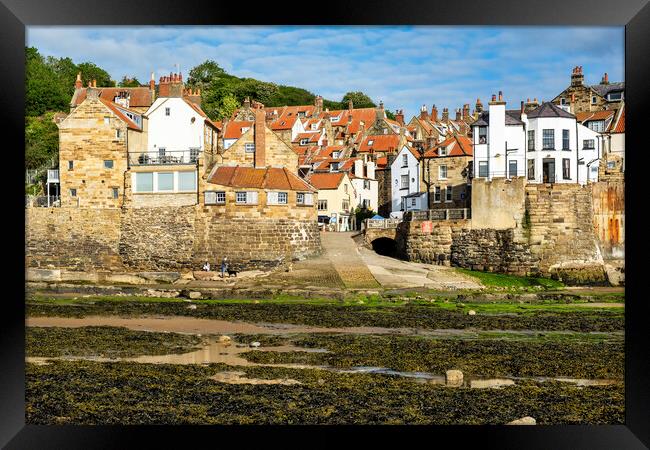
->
26 360 624 425
456 268 564 290
26 326 203 358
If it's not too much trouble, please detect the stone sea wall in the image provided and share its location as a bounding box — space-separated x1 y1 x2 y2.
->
26 205 321 272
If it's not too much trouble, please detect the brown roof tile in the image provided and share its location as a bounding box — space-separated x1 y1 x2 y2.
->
207 166 316 192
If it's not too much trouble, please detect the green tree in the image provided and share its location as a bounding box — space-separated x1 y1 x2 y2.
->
46 56 79 97
187 60 226 88
219 94 240 120
25 112 59 170
76 62 114 88
341 91 376 109
385 110 396 120
118 76 142 87
25 47 69 116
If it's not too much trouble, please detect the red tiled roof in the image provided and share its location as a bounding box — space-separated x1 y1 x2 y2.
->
98 98 141 130
294 132 321 144
325 108 376 134
575 110 616 123
270 115 298 130
208 166 316 192
423 135 473 158
223 121 254 139
612 107 625 133
375 156 388 169
307 172 346 190
73 87 153 107
358 134 401 153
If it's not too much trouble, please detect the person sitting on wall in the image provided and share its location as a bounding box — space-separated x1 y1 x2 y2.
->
221 257 228 279
203 261 210 271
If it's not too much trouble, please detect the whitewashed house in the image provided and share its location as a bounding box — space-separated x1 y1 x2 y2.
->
473 92 601 185
349 159 379 212
390 145 424 214
129 73 219 206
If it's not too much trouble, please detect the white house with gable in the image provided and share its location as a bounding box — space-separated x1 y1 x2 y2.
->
390 145 424 215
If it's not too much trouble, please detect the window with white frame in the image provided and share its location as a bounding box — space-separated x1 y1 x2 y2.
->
363 179 370 190
478 126 487 144
300 139 309 145
439 165 448 179
542 129 554 149
236 191 258 205
608 92 622 101
267 191 288 205
583 139 595 149
157 172 174 191
362 199 371 208
111 187 119 199
245 143 255 153
205 191 226 205
588 120 605 132
330 162 340 171
165 107 170 116
318 199 327 211
402 154 408 167
478 161 488 177
509 160 518 178
411 198 417 207
70 188 77 197
344 184 348 194
367 140 374 146
190 148 200 162
297 192 314 206
178 171 196 191
332 151 340 159
562 158 571 180
400 174 409 189
445 186 452 202
342 199 350 211
562 129 570 150
134 172 153 192
527 159 535 180
591 96 597 104
434 186 441 202
528 130 535 150
104 116 110 125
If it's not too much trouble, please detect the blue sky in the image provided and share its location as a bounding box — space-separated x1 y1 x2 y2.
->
27 26 624 118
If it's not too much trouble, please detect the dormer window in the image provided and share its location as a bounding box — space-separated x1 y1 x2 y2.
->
332 152 340 159
311 124 318 130
330 162 339 172
298 112 306 118
608 92 622 101
367 140 374 146
439 146 447 156
560 98 566 105
300 139 309 146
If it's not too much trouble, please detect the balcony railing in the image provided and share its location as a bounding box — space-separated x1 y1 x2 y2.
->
128 150 202 166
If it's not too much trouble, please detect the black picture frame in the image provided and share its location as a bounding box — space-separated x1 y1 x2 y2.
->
3 0 648 447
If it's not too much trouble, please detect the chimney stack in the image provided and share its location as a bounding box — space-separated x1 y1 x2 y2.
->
420 104 428 120
396 109 404 126
92 79 97 88
149 72 155 92
254 108 266 168
571 65 584 87
314 95 323 114
75 72 82 90
348 99 353 111
431 105 438 122
455 108 462 121
498 91 503 102
442 108 449 122
601 72 609 84
462 104 470 120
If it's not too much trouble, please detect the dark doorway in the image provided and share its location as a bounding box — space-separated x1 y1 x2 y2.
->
542 158 555 183
371 238 398 257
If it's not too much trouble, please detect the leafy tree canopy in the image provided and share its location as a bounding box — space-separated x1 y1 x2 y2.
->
118 76 142 87
341 91 376 109
25 112 59 170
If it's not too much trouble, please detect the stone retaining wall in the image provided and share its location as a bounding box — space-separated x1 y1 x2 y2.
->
396 219 470 264
25 208 123 270
450 228 539 276
26 206 321 272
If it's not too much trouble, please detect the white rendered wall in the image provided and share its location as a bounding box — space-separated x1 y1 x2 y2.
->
146 98 204 157
390 146 420 213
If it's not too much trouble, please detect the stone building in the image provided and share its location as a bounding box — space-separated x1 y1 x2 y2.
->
551 66 624 114
69 72 155 114
421 134 473 210
57 85 146 208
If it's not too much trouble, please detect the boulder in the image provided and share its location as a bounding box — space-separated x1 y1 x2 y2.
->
137 272 181 283
217 335 232 344
189 291 202 299
249 341 261 348
468 310 477 315
445 369 464 386
507 416 536 425
187 304 197 310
